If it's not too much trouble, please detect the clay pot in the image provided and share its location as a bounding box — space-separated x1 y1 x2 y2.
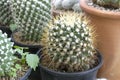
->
80 0 120 80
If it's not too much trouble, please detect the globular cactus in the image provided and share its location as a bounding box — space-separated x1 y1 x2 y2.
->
0 30 17 77
10 0 51 43
47 12 97 72
92 0 120 8
0 0 13 25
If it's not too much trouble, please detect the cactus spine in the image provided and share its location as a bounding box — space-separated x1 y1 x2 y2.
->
46 12 97 72
11 0 51 44
0 0 13 25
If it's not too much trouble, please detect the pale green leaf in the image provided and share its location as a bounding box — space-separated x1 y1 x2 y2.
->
26 54 39 70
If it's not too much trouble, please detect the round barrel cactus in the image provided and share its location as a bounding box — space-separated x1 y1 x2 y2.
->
46 12 97 72
10 0 51 44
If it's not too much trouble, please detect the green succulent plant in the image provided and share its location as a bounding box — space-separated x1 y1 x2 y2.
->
45 12 97 72
92 0 120 8
10 0 51 44
0 0 13 25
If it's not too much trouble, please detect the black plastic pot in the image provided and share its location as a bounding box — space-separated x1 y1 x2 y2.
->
20 68 32 80
11 30 42 53
20 67 42 80
39 51 103 80
0 26 12 37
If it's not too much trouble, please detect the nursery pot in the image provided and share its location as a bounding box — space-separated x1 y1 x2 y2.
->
39 52 103 80
11 30 42 53
20 67 41 80
80 0 120 80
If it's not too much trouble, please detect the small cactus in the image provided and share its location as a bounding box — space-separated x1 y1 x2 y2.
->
46 12 97 72
10 0 51 44
0 30 17 77
92 0 120 8
0 0 13 25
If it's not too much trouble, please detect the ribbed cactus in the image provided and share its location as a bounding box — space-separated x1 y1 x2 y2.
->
92 0 120 8
10 0 51 43
47 12 97 72
0 30 17 77
0 0 13 25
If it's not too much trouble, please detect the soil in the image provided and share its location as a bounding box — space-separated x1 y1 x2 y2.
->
0 66 29 80
40 52 99 73
87 0 120 12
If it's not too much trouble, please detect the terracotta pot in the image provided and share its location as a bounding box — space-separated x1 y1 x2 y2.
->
80 0 120 80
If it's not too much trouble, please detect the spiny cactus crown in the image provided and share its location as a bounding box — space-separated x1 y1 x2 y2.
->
47 12 96 72
0 0 13 25
92 0 120 8
11 0 51 42
0 30 17 77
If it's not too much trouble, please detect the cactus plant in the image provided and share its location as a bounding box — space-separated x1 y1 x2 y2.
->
10 0 51 45
92 0 120 8
43 12 98 72
0 0 13 25
0 30 19 79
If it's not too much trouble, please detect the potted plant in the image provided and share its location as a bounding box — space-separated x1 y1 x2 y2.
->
10 0 51 53
39 12 103 80
0 30 39 80
0 0 12 37
80 0 120 79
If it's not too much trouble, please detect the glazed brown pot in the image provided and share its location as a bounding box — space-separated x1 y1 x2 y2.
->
80 0 120 80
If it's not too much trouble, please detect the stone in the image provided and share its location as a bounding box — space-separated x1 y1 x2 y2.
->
53 0 63 9
72 3 81 12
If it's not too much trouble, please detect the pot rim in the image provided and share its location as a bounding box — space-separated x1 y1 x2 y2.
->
11 30 42 48
39 51 103 76
80 0 120 19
